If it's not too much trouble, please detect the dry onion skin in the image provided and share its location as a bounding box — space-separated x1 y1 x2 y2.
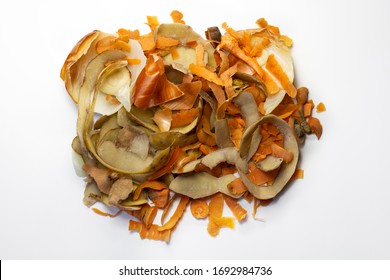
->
61 11 324 242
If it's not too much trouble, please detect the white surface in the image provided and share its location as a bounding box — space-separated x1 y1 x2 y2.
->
1 0 390 260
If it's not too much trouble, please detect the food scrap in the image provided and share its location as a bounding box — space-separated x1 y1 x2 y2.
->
61 12 324 242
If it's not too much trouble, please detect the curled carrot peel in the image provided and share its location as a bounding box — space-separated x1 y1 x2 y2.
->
126 204 158 229
210 216 235 229
265 54 297 98
247 162 279 185
129 220 171 243
196 103 217 146
92 208 122 218
133 181 167 201
96 36 131 54
227 178 247 196
190 199 209 219
156 37 180 49
189 64 224 86
170 10 185 24
158 195 190 231
207 193 224 236
223 195 247 222
206 193 236 236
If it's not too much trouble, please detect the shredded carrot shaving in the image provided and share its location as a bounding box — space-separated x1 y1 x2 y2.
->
197 103 217 146
266 123 280 136
128 29 141 40
170 10 185 24
186 40 197 48
207 193 225 237
146 16 159 31
223 195 247 222
148 146 182 180
129 220 171 242
209 193 224 216
158 195 190 231
220 164 237 176
227 178 248 196
256 17 268 28
271 103 299 119
207 220 221 237
245 86 266 105
249 37 270 57
156 36 180 49
126 205 158 229
105 94 120 105
138 33 155 51
316 102 326 113
195 43 205 66
92 208 122 218
271 142 293 163
258 102 266 115
133 181 167 201
117 28 131 42
199 144 217 155
221 22 242 41
291 169 304 180
240 31 253 55
113 40 131 53
190 199 209 219
170 47 180 60
171 108 199 128
265 54 297 97
175 150 199 173
210 216 235 229
217 49 230 75
96 36 116 53
228 117 245 149
126 58 141 65
220 64 238 99
96 36 117 54
247 162 279 185
189 64 224 86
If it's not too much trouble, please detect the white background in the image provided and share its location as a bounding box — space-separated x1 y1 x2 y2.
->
1 0 390 260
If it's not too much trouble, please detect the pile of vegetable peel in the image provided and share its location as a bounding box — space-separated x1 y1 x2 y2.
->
61 11 324 242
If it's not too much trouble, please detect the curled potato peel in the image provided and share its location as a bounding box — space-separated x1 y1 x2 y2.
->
238 115 299 199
